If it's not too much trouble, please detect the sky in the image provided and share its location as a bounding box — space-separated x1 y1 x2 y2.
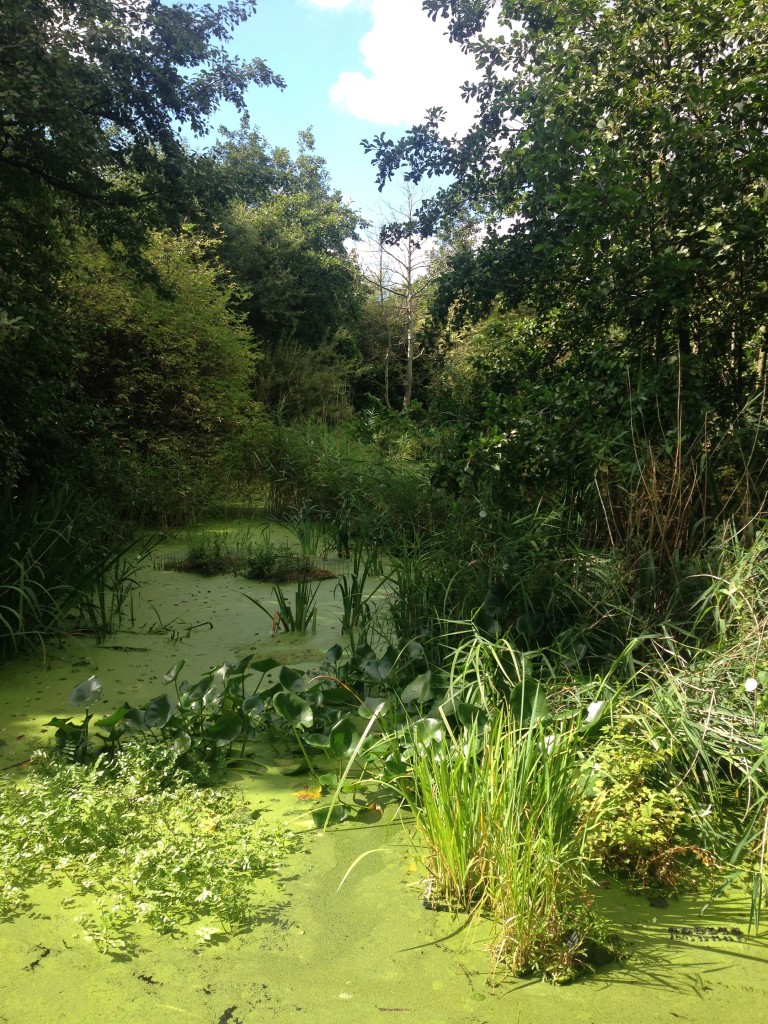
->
204 0 482 225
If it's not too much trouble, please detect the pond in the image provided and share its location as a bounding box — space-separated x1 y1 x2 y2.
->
1 521 766 1023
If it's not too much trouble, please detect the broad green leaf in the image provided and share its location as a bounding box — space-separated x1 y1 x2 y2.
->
322 644 343 666
509 681 549 726
400 672 433 705
403 640 426 663
454 701 489 729
359 696 388 719
242 695 264 719
304 732 331 750
311 804 348 828
279 666 305 689
172 732 192 756
412 717 444 748
205 712 242 744
162 660 186 685
273 690 313 729
144 693 175 730
93 705 135 729
329 716 361 758
69 675 103 709
251 657 281 674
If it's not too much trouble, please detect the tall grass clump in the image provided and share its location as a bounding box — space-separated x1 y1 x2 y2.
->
0 484 142 654
396 704 615 982
263 420 444 549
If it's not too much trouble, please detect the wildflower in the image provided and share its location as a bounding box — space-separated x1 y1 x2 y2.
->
479 510 488 519
745 677 759 693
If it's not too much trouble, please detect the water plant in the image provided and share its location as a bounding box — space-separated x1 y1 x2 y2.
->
172 527 324 582
389 703 617 982
0 484 148 654
0 744 296 952
335 538 385 641
245 580 319 635
287 505 326 559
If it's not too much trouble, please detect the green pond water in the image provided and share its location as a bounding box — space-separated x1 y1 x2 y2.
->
1 522 767 1023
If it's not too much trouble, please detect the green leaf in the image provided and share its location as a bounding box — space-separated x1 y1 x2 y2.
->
251 657 281 674
93 705 136 729
305 732 331 750
359 696 388 719
69 675 103 709
272 691 314 729
311 804 348 828
143 694 175 730
162 660 186 685
322 644 343 667
329 716 362 758
364 646 397 682
400 672 433 705
454 701 489 729
202 680 225 708
172 732 192 756
205 713 242 745
403 640 426 663
46 716 77 731
279 666 305 689
412 717 444 749
242 695 264 719
120 708 146 732
509 681 549 726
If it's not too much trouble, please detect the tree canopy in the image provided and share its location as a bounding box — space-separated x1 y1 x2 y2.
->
365 0 768 404
212 122 364 353
0 0 281 263
0 0 283 488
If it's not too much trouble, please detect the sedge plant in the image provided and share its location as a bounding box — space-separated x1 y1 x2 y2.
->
394 703 616 982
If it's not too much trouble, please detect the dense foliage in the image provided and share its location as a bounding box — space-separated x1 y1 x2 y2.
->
366 0 768 402
0 0 367 647
0 745 295 951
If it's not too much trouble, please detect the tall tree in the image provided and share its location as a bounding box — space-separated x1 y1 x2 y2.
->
361 188 435 410
213 123 364 354
364 0 768 404
0 0 281 267
0 0 280 486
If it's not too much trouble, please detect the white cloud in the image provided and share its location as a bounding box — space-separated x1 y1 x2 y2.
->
327 0 480 133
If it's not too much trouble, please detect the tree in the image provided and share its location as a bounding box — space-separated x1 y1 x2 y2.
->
58 230 265 520
213 123 363 355
0 0 281 265
361 189 435 410
364 0 768 406
0 0 280 488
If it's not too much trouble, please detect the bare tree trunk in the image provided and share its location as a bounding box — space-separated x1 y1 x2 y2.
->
378 247 392 409
403 237 415 411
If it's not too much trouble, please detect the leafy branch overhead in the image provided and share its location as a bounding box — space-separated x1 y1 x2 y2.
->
0 0 283 250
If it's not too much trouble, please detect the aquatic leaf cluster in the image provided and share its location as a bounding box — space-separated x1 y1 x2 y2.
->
0 744 296 953
49 640 444 775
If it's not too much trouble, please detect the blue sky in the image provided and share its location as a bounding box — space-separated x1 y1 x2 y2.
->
203 0 481 223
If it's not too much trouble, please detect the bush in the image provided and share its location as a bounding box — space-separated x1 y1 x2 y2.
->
263 419 443 548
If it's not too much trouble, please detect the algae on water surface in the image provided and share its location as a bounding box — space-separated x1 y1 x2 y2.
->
1 526 768 1022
